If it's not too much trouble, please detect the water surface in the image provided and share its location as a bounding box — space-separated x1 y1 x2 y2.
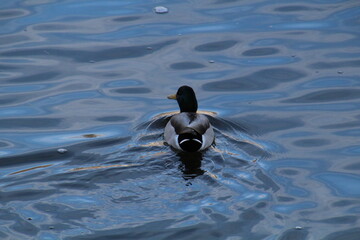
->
1 0 360 239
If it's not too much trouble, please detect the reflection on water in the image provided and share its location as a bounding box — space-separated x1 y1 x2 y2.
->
1 0 360 239
178 152 205 179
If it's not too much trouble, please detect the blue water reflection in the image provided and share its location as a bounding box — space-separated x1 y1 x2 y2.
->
272 201 317 214
314 173 360 197
1 0 360 239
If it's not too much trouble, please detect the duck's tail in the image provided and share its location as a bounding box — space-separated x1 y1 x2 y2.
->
178 128 202 152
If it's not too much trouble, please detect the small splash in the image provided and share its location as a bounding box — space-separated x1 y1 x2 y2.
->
57 148 68 154
154 6 169 14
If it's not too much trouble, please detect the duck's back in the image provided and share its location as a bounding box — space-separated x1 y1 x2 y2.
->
164 112 214 152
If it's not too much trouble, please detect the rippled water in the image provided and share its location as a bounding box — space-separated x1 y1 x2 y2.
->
1 0 360 239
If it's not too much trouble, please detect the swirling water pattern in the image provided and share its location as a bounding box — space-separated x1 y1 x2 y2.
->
0 0 360 239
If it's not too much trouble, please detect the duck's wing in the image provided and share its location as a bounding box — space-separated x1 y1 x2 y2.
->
170 113 210 135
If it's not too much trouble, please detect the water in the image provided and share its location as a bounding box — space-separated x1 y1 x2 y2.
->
1 0 360 239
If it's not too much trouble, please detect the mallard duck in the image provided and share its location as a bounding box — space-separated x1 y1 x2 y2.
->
164 86 214 152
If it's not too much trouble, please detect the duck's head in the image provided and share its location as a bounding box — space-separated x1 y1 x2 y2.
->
168 85 198 113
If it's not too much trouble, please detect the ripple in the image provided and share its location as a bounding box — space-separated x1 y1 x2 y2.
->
0 64 18 70
271 20 331 30
242 47 279 56
2 39 178 63
0 208 39 236
331 199 360 207
112 87 151 94
0 83 54 93
277 196 295 202
343 162 360 171
6 71 60 84
274 5 319 12
333 145 360 156
183 70 232 80
298 76 360 89
278 169 299 176
103 79 142 88
0 117 63 129
33 23 77 31
278 228 309 240
170 61 206 70
323 228 360 240
310 60 360 69
194 40 237 52
0 189 57 203
314 172 360 197
96 116 129 122
272 201 317 214
0 8 29 19
0 93 37 106
112 16 141 22
292 138 330 148
0 140 12 148
202 68 305 91
232 115 304 135
284 89 360 103
316 215 358 224
34 202 96 218
0 35 31 46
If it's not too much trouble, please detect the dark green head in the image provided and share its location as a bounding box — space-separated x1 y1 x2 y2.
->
170 86 198 113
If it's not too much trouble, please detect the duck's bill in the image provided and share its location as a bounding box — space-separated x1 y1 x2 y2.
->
167 94 177 99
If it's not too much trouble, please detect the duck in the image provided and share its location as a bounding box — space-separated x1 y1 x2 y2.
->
164 85 215 152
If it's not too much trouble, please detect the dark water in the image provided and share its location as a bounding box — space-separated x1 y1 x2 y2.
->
1 0 360 239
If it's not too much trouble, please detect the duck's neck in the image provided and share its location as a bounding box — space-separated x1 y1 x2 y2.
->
178 97 198 113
